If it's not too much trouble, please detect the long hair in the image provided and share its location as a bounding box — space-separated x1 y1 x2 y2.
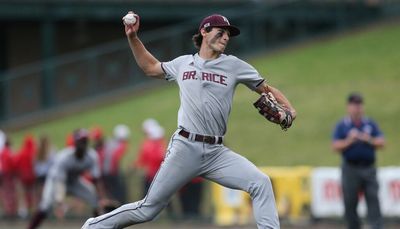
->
192 27 212 49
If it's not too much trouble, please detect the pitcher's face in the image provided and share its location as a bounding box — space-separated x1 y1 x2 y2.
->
203 27 230 53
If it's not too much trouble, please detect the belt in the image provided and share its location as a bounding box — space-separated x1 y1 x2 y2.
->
346 160 374 167
178 129 223 144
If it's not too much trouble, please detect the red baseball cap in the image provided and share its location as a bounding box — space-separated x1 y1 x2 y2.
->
90 127 104 140
199 14 240 37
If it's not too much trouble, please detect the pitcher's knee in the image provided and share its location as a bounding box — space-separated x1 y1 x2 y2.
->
249 173 273 197
145 209 160 222
260 174 272 188
140 202 168 222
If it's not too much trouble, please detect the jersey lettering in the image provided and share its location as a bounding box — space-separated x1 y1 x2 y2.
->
182 71 228 86
182 71 197 80
202 72 227 86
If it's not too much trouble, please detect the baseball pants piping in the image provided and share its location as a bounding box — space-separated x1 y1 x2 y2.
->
87 130 279 229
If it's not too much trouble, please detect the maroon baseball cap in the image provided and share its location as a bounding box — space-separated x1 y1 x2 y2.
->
199 14 240 37
73 128 89 142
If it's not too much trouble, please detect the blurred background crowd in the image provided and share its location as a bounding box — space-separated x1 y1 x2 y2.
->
0 120 204 222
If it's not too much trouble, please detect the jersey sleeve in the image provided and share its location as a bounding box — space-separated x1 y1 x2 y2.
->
235 58 265 90
161 56 186 82
332 120 346 141
370 119 384 138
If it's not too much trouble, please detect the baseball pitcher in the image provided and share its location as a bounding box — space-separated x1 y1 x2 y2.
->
82 13 296 229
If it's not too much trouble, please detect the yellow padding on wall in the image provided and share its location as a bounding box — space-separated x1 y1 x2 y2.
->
211 166 312 226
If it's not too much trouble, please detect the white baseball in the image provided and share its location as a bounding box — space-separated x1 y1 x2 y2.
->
123 13 137 25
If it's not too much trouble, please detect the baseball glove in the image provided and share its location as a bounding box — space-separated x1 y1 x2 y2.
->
253 92 293 130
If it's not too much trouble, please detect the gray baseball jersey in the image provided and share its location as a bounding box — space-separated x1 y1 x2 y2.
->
40 147 100 211
163 53 264 136
84 54 279 229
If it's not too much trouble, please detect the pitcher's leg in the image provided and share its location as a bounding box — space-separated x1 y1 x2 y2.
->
202 147 279 229
86 135 201 229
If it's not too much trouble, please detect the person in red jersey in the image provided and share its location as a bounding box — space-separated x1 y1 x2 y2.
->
133 119 166 198
0 130 18 218
15 135 38 216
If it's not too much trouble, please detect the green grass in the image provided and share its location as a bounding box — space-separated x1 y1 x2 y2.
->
9 21 400 168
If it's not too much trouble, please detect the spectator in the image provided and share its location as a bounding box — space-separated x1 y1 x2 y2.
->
0 130 18 219
65 133 74 147
15 135 37 217
100 124 130 204
178 177 204 220
90 127 105 158
133 119 166 198
34 135 56 208
90 126 105 174
332 92 385 229
0 130 5 216
132 119 178 219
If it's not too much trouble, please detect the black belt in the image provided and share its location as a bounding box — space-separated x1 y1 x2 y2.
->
346 160 374 167
179 129 223 144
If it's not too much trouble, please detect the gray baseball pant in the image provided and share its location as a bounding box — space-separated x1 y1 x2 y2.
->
40 176 98 212
87 130 279 229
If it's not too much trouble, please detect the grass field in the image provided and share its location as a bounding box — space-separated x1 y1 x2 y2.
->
8 20 400 169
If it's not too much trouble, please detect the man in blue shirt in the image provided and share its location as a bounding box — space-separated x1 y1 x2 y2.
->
332 92 385 229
